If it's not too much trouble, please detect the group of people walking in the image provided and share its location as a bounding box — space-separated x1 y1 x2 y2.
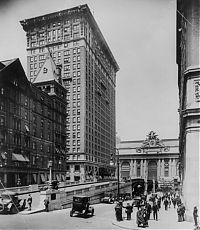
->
114 191 199 228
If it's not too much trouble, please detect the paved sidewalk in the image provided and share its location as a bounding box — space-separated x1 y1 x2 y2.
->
112 205 194 229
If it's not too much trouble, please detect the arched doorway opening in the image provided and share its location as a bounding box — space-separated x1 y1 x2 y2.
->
121 162 130 181
148 160 157 180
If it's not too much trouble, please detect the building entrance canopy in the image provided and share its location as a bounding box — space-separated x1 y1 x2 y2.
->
12 153 29 162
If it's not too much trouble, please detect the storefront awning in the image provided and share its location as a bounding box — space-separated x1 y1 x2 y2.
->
40 174 45 182
61 175 65 181
56 174 60 181
25 124 30 132
12 153 27 162
24 156 30 162
32 174 37 183
1 152 7 160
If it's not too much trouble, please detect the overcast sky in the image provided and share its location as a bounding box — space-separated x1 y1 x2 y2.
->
0 0 178 141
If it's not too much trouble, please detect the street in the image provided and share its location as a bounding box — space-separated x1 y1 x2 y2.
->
0 201 194 230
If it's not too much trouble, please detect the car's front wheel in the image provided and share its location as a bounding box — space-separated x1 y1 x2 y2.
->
91 208 94 216
70 210 73 217
0 203 4 213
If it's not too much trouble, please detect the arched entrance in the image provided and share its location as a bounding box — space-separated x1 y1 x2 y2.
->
148 160 157 180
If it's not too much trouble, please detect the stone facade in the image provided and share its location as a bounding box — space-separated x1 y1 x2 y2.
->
177 0 200 221
117 132 180 191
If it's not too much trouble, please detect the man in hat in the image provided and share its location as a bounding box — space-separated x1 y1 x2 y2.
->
123 202 133 220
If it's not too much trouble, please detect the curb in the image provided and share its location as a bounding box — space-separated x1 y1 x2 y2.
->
112 220 139 230
20 209 44 215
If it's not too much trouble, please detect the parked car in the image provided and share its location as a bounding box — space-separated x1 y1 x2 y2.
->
132 196 142 207
0 191 26 214
100 193 115 204
70 195 94 217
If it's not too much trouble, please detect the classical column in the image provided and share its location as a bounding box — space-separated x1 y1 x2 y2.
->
130 159 133 179
169 158 172 178
172 158 176 177
144 159 147 179
140 160 143 178
134 160 137 178
161 159 165 177
157 159 161 180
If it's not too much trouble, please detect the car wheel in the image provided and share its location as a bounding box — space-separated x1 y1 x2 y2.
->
70 210 73 217
10 205 18 214
0 203 4 213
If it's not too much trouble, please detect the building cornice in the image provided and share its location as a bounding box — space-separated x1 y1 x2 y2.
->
20 4 119 72
184 65 200 77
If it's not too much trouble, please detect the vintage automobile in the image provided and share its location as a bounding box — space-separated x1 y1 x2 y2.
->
100 193 115 204
0 191 26 214
70 195 94 217
132 196 142 207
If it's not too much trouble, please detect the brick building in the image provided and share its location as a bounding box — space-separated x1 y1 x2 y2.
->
0 55 67 187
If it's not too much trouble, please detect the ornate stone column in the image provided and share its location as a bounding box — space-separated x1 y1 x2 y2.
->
134 160 137 178
161 159 165 178
140 160 143 178
130 159 133 179
169 158 172 178
157 159 161 180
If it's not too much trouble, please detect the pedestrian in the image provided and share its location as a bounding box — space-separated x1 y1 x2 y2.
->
146 202 152 220
123 202 133 220
115 201 123 221
193 206 199 227
168 197 171 208
27 194 32 211
181 203 185 221
172 197 176 208
157 197 161 210
152 202 158 221
164 198 169 211
177 204 182 222
136 206 148 228
44 197 49 212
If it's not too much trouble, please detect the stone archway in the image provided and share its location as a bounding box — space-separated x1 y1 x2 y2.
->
148 160 157 180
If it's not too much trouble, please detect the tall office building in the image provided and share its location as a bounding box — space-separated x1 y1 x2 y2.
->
177 0 200 221
20 4 119 183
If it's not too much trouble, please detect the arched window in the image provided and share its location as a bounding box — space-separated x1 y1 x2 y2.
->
164 159 169 177
121 162 130 180
148 160 157 180
136 160 141 177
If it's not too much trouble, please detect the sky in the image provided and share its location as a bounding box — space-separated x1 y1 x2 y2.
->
0 0 179 141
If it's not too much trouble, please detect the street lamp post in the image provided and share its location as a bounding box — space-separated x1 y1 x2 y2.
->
48 160 53 185
116 148 120 201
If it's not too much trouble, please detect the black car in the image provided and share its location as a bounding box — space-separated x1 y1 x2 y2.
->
100 193 115 204
0 191 26 214
70 195 94 217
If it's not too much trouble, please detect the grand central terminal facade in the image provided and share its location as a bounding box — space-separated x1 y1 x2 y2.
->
117 131 180 192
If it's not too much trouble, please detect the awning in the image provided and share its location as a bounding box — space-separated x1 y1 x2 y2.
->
12 153 27 162
25 124 30 132
56 174 60 181
1 152 7 160
40 174 45 182
24 156 30 162
32 174 37 183
61 175 65 181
